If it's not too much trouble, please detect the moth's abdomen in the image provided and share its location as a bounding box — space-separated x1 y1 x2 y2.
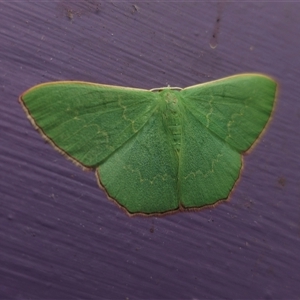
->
168 122 182 153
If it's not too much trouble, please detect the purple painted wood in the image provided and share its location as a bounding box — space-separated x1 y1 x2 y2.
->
1 1 299 299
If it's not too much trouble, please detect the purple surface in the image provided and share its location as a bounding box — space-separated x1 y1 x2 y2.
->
1 1 300 299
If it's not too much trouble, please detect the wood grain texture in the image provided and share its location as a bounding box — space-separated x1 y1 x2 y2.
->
1 1 299 299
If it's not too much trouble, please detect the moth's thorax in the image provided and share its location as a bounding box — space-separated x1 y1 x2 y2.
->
159 90 182 154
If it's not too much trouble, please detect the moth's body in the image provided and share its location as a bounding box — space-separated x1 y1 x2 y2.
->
159 89 183 155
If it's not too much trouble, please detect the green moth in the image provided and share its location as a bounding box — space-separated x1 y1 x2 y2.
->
19 74 277 216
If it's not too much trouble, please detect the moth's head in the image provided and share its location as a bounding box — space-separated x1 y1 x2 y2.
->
150 85 182 92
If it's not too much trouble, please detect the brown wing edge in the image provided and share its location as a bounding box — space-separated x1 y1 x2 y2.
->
19 85 95 171
240 75 279 156
95 168 236 217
